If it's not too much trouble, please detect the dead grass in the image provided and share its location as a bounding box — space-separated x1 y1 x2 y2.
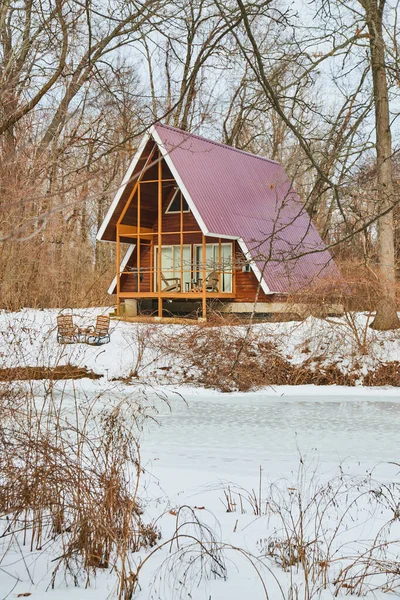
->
0 385 159 598
363 361 400 386
0 365 101 381
221 461 400 599
0 381 233 599
114 314 203 326
146 321 400 390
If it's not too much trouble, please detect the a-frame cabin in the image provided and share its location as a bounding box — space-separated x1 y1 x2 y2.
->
97 123 340 318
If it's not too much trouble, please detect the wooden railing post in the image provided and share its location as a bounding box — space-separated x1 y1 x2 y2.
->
116 223 121 316
180 191 183 292
137 182 141 293
202 233 206 319
157 153 162 317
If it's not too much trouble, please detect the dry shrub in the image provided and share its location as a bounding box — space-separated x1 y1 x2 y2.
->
154 325 291 392
0 385 159 597
0 238 114 310
122 323 163 379
0 378 228 599
138 505 227 598
295 261 383 314
292 362 357 386
153 325 358 391
363 361 400 386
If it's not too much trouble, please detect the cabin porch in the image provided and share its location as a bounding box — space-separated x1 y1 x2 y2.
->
115 229 238 317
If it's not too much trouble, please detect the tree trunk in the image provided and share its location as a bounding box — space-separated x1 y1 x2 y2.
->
364 0 400 329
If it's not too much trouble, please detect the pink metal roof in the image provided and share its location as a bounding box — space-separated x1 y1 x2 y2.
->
153 123 340 294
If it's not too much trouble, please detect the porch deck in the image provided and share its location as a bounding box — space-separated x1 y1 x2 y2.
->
118 291 235 299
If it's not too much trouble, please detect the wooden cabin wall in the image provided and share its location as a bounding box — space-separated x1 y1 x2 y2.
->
120 244 151 292
233 242 270 302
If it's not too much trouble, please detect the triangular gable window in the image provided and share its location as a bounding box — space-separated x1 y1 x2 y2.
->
166 188 190 213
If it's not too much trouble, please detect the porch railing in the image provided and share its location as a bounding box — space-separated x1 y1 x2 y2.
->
120 262 235 294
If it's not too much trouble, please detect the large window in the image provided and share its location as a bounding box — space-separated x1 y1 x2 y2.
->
194 243 233 292
154 245 191 291
154 243 233 293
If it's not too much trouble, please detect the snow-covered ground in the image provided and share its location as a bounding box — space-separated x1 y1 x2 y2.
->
1 306 400 381
1 308 400 599
3 383 400 599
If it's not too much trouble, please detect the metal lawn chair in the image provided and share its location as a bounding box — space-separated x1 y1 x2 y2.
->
85 315 111 345
57 314 79 344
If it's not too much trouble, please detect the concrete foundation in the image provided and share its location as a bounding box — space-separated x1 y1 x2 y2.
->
123 299 138 317
219 301 344 317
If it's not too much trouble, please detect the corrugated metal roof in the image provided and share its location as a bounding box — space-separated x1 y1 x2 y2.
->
152 123 340 294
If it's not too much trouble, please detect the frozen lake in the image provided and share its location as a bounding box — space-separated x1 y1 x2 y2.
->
141 389 400 495
3 385 400 600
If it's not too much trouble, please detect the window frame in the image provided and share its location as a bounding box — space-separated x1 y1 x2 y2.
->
165 188 190 214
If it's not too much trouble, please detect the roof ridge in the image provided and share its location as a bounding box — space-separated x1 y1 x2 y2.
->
153 122 280 166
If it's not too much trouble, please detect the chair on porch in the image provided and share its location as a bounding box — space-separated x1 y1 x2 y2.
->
85 315 111 345
205 271 219 292
57 314 79 344
161 273 181 292
191 271 220 292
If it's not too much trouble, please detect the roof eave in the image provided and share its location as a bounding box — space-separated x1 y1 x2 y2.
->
97 130 152 242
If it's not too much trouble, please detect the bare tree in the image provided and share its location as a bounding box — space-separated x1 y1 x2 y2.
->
360 0 400 328
213 0 400 329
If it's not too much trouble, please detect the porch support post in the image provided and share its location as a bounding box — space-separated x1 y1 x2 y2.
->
218 237 222 292
180 191 183 291
202 233 206 319
137 182 141 293
116 223 121 316
233 242 236 295
157 153 162 318
150 237 154 292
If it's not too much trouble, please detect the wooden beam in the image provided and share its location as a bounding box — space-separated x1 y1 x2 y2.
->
118 291 236 299
233 242 236 296
218 237 222 293
117 182 139 227
116 224 121 316
157 152 162 317
180 191 183 293
202 233 206 319
137 178 175 184
118 224 153 236
117 144 157 228
150 239 154 293
137 182 141 293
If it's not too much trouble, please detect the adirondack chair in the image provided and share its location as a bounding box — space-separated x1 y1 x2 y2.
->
205 271 219 292
192 271 220 292
85 315 111 345
57 314 79 344
161 272 181 292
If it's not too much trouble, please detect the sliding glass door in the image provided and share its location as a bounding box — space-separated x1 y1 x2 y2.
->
194 243 233 292
154 245 191 291
154 243 233 293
